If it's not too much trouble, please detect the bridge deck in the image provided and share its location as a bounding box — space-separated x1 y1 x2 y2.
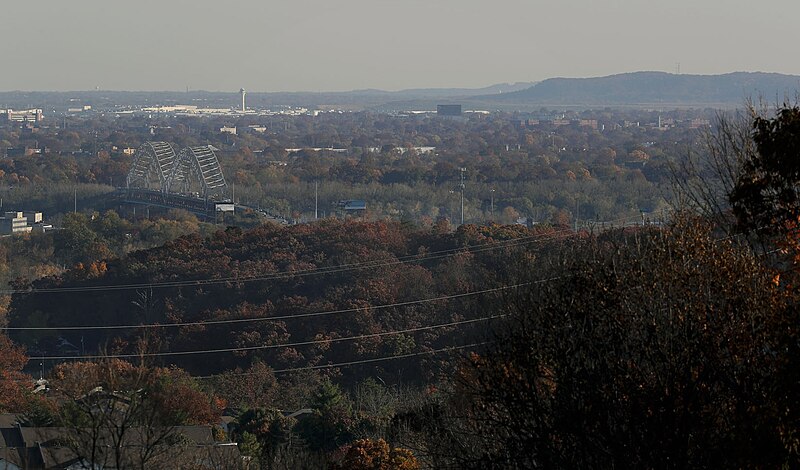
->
116 188 290 225
120 189 231 218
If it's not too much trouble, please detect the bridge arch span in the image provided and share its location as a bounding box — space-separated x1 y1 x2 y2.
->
167 145 227 199
126 142 228 199
126 141 177 191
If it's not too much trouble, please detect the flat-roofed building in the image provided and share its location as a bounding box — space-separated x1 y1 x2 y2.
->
23 211 42 224
2 109 43 122
0 212 30 235
437 104 462 116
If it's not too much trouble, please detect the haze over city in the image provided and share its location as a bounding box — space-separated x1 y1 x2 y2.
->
3 0 799 92
6 0 800 468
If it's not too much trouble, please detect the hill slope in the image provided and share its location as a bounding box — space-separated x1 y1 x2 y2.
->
489 72 800 106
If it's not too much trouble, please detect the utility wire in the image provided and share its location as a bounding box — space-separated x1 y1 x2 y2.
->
11 217 755 336
6 215 679 333
27 315 505 361
3 214 647 296
7 343 494 383
7 280 550 332
4 227 570 294
196 341 490 378
11 215 671 364
3 230 560 295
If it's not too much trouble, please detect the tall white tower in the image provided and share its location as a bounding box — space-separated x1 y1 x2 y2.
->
239 88 246 112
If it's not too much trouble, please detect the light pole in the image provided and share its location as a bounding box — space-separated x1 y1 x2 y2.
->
460 168 466 225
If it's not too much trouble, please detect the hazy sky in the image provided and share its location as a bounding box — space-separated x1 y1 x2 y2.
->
2 0 798 92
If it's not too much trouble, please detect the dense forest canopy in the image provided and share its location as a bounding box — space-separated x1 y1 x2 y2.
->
8 220 547 379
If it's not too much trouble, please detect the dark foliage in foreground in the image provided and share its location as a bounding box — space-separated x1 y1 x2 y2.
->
402 220 800 468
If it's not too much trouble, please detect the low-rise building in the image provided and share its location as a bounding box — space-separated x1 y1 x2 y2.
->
0 413 242 470
6 147 43 157
0 212 31 235
437 104 462 116
23 211 42 224
0 211 44 235
2 109 43 122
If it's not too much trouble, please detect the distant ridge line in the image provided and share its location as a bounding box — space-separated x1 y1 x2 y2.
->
486 71 800 106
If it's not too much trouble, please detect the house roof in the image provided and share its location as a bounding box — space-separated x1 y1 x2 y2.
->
0 413 20 428
173 426 215 445
0 425 24 448
0 446 26 469
0 424 238 469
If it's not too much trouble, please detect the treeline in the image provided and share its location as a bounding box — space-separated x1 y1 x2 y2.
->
0 210 221 325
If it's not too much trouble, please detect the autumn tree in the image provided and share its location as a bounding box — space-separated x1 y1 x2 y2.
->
729 104 800 236
212 361 280 410
330 438 419 470
48 359 225 469
418 218 798 468
0 334 33 412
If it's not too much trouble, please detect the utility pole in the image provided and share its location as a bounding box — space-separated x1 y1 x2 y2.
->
490 188 495 220
460 168 466 225
314 181 319 220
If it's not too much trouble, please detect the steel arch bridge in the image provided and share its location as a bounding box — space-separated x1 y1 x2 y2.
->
126 142 228 199
126 141 176 192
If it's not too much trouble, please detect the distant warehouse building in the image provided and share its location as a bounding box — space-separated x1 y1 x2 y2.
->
337 200 366 211
437 104 462 117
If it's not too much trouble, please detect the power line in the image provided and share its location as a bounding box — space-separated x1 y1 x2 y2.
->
23 236 780 373
4 215 666 333
11 214 675 366
4 214 647 296
3 228 568 295
12 217 750 337
21 216 774 382
7 280 548 332
16 343 491 380
197 341 491 379
27 315 505 361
